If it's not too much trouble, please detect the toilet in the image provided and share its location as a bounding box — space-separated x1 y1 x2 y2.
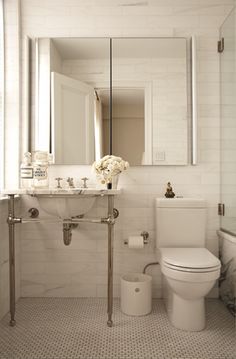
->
156 198 221 332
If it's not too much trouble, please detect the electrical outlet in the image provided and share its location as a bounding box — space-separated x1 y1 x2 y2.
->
155 150 165 161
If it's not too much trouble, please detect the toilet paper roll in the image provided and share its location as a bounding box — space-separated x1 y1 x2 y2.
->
128 236 144 249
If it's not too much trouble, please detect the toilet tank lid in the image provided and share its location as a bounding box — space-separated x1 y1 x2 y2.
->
156 198 206 208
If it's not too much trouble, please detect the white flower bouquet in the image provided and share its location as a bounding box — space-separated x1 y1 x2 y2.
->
92 155 129 185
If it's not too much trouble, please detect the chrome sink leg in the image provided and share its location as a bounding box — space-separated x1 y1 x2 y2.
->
107 195 114 327
8 195 16 327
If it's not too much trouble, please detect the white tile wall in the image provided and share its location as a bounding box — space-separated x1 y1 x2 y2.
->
18 0 235 298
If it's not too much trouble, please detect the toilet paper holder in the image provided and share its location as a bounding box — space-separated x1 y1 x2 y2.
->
124 231 149 245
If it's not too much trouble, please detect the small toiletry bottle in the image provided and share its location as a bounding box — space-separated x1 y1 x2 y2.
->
20 152 34 189
33 151 49 188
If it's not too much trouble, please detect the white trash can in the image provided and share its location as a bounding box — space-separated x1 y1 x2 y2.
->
121 273 152 316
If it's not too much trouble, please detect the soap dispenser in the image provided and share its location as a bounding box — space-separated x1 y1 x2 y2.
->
20 152 33 189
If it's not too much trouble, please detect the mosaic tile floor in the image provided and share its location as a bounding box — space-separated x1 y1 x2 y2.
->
0 298 235 359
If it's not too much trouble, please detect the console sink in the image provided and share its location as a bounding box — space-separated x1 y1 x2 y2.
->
3 188 121 219
26 188 120 219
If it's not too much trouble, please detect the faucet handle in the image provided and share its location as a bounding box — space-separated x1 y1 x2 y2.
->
55 177 63 189
81 177 89 188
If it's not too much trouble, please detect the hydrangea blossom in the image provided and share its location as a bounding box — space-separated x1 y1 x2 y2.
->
93 155 129 184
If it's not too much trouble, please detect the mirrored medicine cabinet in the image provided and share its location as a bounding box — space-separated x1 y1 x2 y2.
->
27 36 196 166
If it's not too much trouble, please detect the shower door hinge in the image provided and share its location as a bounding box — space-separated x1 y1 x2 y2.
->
218 203 225 216
218 38 224 53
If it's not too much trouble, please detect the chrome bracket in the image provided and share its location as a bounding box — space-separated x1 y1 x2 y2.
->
102 216 116 225
113 208 119 219
7 216 22 225
218 203 225 216
141 231 149 244
218 38 224 53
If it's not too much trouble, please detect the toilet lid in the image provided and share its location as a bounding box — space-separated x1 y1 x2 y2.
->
161 248 221 269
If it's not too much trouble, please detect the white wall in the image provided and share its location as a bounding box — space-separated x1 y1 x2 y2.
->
18 0 235 298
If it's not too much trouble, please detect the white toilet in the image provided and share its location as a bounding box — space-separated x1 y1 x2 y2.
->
156 198 221 332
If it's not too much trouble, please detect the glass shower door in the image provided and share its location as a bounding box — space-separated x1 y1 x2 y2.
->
220 8 236 235
219 8 236 318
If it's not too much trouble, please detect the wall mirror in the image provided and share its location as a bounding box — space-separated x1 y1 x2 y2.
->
34 38 110 165
31 37 189 165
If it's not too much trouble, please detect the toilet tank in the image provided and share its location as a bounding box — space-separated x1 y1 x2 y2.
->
155 198 207 248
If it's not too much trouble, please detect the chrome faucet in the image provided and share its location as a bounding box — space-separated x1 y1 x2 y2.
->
67 177 75 188
55 177 63 189
81 177 89 188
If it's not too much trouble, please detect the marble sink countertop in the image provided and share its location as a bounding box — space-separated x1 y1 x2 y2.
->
3 188 122 196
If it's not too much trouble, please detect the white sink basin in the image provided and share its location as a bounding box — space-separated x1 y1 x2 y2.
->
35 188 97 219
30 188 120 219
37 195 95 218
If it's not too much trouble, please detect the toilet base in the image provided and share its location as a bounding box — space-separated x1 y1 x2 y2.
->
168 292 205 331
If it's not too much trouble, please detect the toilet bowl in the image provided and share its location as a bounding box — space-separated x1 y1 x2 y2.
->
161 247 221 331
155 198 221 331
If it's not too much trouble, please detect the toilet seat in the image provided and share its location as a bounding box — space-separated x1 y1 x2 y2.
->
163 262 220 273
161 247 221 273
162 261 220 283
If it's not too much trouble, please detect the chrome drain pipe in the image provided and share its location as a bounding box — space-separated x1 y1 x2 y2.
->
63 223 73 245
